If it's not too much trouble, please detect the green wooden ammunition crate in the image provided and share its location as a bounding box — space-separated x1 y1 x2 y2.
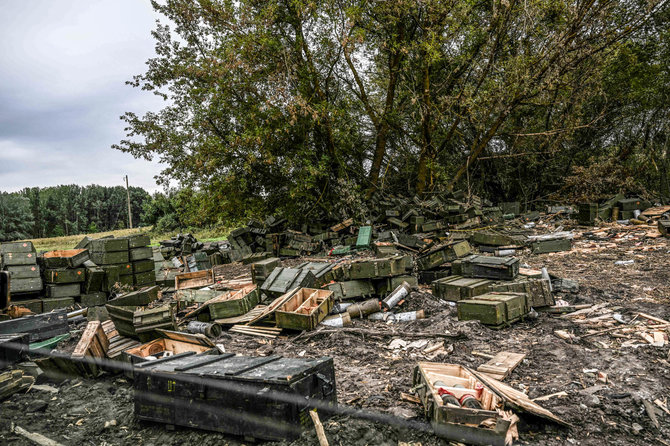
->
374 245 400 257
240 251 273 265
134 271 156 287
500 202 520 215
119 275 134 287
658 220 670 236
129 247 153 262
578 203 611 224
89 238 129 252
471 232 526 247
109 286 159 306
275 288 334 331
102 266 120 292
416 241 472 271
327 280 376 300
75 236 92 249
260 268 316 299
489 279 554 308
279 248 301 257
0 241 35 253
9 277 43 294
79 292 107 307
475 292 528 324
208 287 260 319
251 257 280 284
115 262 134 276
459 255 519 280
617 198 650 212
106 304 175 341
457 299 506 326
374 275 418 296
296 262 336 286
90 251 129 265
619 210 635 219
132 259 155 274
12 298 42 313
42 297 75 312
355 226 372 248
84 266 105 294
41 249 89 268
530 239 572 254
6 265 40 279
346 257 406 280
125 234 151 249
46 283 80 298
432 276 493 301
44 268 86 284
418 269 451 284
2 252 37 266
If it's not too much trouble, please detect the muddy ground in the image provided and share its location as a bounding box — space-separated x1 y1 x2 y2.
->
1 222 669 446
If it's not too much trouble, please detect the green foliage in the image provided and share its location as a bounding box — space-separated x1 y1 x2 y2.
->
0 193 34 242
115 0 670 220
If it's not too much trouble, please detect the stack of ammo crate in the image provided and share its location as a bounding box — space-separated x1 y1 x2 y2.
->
41 249 90 312
126 234 156 288
88 237 133 290
1 241 43 312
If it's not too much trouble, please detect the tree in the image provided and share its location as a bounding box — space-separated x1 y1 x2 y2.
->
116 0 670 222
0 193 34 241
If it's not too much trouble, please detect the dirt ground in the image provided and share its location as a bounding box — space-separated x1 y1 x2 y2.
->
1 222 669 446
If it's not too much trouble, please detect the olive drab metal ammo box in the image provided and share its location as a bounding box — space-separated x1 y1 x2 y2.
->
133 354 337 441
459 255 519 281
431 276 493 301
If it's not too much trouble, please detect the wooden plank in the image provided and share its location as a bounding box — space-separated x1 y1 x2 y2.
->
638 312 670 325
477 351 526 381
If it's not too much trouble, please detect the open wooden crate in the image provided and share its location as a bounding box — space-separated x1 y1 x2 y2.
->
413 362 566 446
122 329 218 377
275 288 333 330
42 249 89 268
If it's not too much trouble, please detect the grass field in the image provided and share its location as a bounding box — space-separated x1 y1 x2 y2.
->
26 226 231 252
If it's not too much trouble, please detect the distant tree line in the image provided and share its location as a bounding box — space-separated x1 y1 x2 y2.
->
114 0 670 224
0 185 154 242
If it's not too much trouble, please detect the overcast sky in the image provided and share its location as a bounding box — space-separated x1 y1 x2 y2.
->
0 0 166 193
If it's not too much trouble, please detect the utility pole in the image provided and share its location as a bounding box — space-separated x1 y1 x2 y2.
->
124 175 133 229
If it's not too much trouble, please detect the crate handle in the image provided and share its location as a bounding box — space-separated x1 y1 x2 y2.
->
316 373 334 396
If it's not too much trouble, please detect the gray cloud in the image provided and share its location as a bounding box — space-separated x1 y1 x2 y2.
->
0 0 168 192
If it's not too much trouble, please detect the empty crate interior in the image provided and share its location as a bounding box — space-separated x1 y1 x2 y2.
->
278 289 329 315
420 363 500 411
43 249 86 259
125 338 211 359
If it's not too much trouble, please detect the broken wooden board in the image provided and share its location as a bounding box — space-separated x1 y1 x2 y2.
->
476 351 526 381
